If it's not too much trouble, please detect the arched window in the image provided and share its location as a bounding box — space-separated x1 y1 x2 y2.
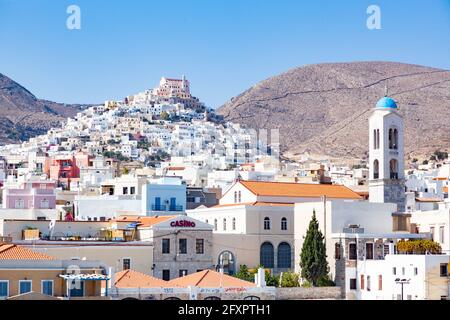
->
389 128 398 150
263 217 271 230
373 159 379 179
260 242 274 268
393 129 398 150
218 251 235 275
232 218 236 230
373 129 380 149
281 217 287 230
204 296 221 300
388 128 393 149
214 219 218 231
390 159 398 179
205 219 209 225
277 242 291 269
223 218 227 231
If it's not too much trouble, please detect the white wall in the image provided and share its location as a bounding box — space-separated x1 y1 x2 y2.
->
75 195 141 220
294 200 397 274
355 255 449 300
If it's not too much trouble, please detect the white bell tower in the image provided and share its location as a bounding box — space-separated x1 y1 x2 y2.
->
369 96 405 212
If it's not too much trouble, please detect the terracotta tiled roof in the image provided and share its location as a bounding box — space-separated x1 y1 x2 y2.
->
415 197 440 203
239 180 362 199
167 270 256 288
167 166 185 171
115 215 177 228
0 244 54 260
115 269 174 288
213 202 294 208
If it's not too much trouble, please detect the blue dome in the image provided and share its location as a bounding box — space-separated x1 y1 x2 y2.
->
376 96 398 109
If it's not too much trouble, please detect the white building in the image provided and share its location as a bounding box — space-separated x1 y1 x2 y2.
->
355 254 450 300
188 180 363 275
141 177 187 216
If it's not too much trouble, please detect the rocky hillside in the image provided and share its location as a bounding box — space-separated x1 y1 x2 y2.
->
217 62 450 161
0 73 89 144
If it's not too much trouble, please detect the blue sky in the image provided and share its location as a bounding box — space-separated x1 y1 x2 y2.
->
0 0 449 108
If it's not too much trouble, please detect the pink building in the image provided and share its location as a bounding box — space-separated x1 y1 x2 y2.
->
2 180 56 209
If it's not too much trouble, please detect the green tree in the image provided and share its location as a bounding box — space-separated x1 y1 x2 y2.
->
160 111 170 121
265 271 279 287
300 210 329 286
235 265 253 282
280 271 300 287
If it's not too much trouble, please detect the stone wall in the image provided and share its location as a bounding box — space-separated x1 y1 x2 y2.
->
275 287 342 300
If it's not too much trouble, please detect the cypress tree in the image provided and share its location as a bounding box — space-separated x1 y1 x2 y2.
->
300 210 329 286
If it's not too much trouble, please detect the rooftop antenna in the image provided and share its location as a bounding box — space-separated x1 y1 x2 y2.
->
384 81 389 97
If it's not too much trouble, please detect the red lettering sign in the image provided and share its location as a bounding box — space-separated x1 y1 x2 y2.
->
170 220 196 228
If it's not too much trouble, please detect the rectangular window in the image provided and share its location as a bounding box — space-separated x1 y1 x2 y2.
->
440 264 448 277
41 280 53 296
179 238 187 254
123 258 131 270
123 187 128 195
367 276 371 292
162 239 170 254
366 243 374 260
439 226 445 244
360 275 365 290
414 267 418 276
430 227 435 241
179 270 188 277
402 267 405 276
19 280 32 294
393 267 397 275
196 239 204 254
349 278 357 290
0 281 8 297
378 275 382 291
349 243 357 260
383 245 390 257
162 270 170 281
130 186 136 195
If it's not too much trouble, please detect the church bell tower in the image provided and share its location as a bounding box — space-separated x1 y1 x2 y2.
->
368 96 406 212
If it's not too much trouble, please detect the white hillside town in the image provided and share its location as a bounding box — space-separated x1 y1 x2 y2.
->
0 77 449 301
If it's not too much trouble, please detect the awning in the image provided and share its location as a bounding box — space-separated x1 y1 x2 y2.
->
59 274 110 281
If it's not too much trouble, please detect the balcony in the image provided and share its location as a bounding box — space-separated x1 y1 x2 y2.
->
152 204 167 211
169 205 184 212
151 204 184 212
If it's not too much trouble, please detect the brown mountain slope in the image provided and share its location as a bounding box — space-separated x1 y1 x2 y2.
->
0 73 89 144
217 61 450 160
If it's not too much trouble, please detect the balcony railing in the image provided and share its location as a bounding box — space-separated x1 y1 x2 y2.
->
151 204 184 212
152 205 167 211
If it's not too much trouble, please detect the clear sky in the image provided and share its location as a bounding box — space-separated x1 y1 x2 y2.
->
0 0 449 108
